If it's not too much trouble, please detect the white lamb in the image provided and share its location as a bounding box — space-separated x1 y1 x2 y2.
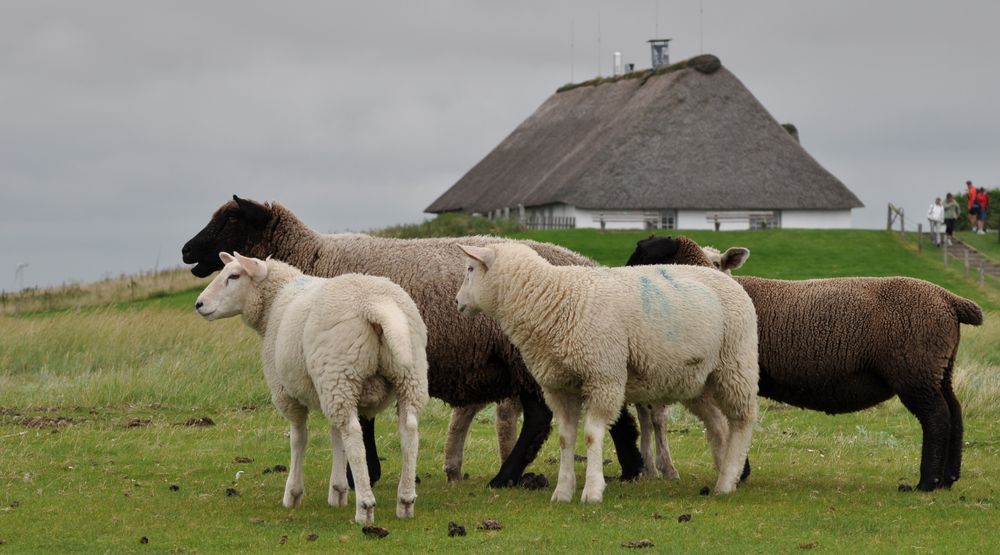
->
455 243 758 503
195 252 429 525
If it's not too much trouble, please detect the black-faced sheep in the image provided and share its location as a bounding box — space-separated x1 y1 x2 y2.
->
457 243 759 502
627 235 984 491
181 196 643 488
195 253 428 525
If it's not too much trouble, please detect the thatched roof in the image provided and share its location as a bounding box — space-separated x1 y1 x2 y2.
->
426 54 863 214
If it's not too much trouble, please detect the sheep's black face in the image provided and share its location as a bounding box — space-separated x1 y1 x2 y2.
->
626 236 681 266
182 195 273 278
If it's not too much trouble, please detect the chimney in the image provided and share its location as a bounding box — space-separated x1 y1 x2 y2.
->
648 38 671 69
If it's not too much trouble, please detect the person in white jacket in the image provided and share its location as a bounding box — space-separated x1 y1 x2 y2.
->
927 197 945 246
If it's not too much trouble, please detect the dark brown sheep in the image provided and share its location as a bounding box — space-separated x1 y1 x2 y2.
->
627 235 983 491
181 196 642 489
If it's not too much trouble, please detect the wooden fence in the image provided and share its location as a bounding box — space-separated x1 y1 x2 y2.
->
522 216 576 230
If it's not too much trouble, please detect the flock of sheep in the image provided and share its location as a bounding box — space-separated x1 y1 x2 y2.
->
183 195 982 525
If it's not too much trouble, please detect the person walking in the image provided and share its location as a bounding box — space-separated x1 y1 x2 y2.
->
943 192 960 246
967 180 979 228
976 187 990 234
927 197 945 246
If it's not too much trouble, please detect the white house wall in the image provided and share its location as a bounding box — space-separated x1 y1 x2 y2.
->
517 205 854 229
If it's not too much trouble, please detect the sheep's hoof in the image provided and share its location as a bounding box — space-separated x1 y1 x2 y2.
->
580 484 605 504
283 488 304 508
917 478 940 492
445 467 463 483
396 496 415 519
329 485 349 507
713 483 736 495
355 504 375 526
550 489 574 503
661 467 681 481
488 475 518 489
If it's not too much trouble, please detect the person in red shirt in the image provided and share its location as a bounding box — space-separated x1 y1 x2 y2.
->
967 180 978 228
976 187 989 234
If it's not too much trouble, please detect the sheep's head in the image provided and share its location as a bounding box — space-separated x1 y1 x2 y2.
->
626 236 749 274
455 244 496 317
182 195 273 278
194 252 268 320
627 236 699 266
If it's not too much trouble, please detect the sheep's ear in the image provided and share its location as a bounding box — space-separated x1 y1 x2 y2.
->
219 252 236 265
720 247 750 271
233 195 272 230
458 244 495 270
233 252 268 281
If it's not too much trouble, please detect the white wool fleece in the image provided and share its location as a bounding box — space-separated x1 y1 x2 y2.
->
196 252 429 526
457 242 758 503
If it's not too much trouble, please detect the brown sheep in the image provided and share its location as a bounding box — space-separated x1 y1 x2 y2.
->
626 235 983 491
181 196 643 489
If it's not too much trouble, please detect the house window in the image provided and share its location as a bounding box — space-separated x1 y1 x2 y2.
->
749 212 780 230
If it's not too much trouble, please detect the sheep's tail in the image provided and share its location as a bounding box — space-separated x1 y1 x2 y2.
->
949 294 983 326
367 299 417 370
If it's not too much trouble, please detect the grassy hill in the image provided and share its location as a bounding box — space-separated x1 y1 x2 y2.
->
514 228 1000 311
1 228 999 552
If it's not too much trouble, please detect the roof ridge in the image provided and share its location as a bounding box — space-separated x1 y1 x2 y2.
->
555 54 722 94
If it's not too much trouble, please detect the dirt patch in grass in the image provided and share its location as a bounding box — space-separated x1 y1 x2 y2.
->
126 418 151 428
18 416 75 428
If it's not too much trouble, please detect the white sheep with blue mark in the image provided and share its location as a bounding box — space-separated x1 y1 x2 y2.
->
195 252 429 525
636 244 751 481
455 243 759 503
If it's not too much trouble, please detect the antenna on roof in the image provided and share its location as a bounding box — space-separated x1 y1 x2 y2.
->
570 16 575 82
597 4 602 77
700 0 704 54
655 0 660 38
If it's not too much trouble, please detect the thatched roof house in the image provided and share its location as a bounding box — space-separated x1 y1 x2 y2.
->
426 54 863 230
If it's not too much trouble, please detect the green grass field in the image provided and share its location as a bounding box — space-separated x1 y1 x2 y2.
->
1 229 998 552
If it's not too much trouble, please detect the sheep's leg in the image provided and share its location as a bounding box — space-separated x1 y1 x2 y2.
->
580 405 616 504
396 402 420 518
608 406 643 481
487 390 553 489
709 368 758 494
495 397 522 463
328 427 349 507
637 405 657 477
275 400 309 508
345 416 380 490
714 417 754 494
337 411 376 525
650 404 680 480
898 387 951 492
444 404 482 482
543 389 581 502
940 381 963 488
682 395 729 472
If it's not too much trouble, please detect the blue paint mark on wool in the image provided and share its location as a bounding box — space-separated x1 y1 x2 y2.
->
640 276 671 320
657 267 682 289
292 275 316 289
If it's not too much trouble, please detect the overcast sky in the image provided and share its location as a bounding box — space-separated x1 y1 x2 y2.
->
2 1 999 289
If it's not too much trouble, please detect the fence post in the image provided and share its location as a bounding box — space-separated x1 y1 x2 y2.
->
900 212 905 237
965 251 970 277
917 223 923 251
887 204 892 230
979 263 985 288
943 241 948 265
